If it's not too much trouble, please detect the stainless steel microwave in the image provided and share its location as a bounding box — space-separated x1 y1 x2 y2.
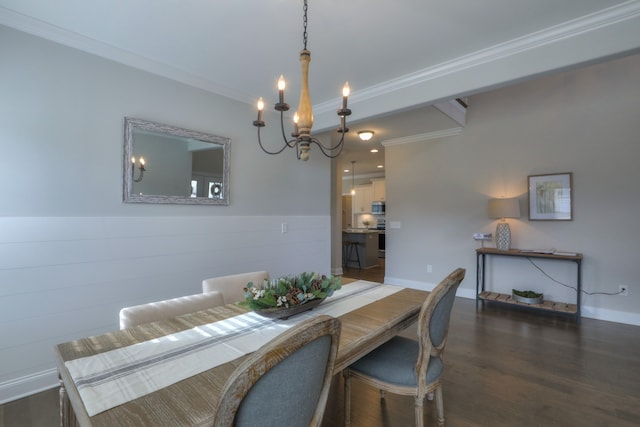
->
372 201 385 214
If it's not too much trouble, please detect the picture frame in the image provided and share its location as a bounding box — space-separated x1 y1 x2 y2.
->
528 173 573 220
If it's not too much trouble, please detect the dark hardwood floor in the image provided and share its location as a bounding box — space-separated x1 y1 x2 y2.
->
342 257 385 284
322 298 640 427
3 284 639 426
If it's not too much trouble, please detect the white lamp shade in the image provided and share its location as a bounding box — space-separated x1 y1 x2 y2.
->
488 198 521 219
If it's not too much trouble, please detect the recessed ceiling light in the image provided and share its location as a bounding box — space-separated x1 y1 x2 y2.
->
370 148 379 153
377 165 384 169
343 169 350 173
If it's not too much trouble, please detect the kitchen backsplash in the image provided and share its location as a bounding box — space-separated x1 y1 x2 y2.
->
355 213 384 228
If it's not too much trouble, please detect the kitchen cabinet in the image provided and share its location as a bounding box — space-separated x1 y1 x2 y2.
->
372 179 385 201
352 184 373 213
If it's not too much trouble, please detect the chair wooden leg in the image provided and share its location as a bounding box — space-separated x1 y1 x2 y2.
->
434 386 445 426
414 395 424 427
343 369 352 427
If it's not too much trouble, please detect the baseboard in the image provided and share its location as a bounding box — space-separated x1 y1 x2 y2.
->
0 368 59 405
581 306 640 326
384 275 640 326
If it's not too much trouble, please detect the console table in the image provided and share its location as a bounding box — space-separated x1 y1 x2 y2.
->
476 248 583 319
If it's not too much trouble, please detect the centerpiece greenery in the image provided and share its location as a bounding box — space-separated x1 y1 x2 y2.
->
240 272 341 312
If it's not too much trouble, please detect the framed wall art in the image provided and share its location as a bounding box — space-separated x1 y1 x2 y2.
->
528 173 573 220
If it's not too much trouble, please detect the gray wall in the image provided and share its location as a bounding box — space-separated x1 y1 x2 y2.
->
0 26 332 401
385 53 640 325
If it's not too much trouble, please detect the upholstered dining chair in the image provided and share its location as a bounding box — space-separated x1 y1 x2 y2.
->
213 315 341 427
202 271 269 304
119 292 224 329
343 268 466 427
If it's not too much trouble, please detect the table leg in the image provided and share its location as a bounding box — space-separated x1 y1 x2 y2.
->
59 374 77 427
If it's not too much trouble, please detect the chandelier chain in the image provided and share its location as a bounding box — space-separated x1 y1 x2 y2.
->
302 0 308 50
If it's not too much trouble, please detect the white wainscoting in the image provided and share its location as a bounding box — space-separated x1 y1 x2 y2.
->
0 215 330 403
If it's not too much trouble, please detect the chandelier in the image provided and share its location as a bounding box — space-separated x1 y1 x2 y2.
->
252 0 352 161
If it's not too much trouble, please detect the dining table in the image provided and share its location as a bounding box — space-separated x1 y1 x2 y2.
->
54 280 428 426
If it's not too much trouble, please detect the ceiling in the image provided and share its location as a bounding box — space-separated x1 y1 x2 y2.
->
1 0 638 176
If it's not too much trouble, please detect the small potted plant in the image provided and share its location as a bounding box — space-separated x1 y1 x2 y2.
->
362 220 371 229
240 272 342 319
512 289 544 304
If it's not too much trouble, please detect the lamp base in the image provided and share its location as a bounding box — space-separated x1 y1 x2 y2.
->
495 222 511 251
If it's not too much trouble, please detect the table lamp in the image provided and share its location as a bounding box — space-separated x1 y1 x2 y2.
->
488 198 521 250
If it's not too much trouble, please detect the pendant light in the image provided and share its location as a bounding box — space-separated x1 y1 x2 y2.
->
252 0 353 161
350 161 356 195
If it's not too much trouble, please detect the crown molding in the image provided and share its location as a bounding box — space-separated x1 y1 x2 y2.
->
0 6 252 104
382 128 462 147
2 1 639 109
315 1 640 114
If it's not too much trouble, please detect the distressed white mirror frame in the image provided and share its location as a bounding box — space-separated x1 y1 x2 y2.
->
123 117 230 205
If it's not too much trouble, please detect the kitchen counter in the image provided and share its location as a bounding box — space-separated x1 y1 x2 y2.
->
344 228 385 234
343 229 384 269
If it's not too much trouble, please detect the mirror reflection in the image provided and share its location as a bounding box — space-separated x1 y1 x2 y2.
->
123 117 230 205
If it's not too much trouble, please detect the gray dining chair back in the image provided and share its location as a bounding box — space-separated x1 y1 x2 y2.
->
213 315 341 427
118 292 224 329
344 268 465 427
202 271 270 304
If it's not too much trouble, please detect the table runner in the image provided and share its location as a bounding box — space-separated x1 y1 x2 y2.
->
65 281 402 416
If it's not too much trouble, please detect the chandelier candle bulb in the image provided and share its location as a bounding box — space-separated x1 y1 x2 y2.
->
277 75 285 103
292 112 300 136
342 82 350 109
255 98 264 124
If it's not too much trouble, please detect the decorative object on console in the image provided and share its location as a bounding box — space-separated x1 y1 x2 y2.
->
252 0 352 161
488 198 520 250
528 173 573 220
512 289 544 304
240 272 341 319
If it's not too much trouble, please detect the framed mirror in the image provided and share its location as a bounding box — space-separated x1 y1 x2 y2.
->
123 117 230 205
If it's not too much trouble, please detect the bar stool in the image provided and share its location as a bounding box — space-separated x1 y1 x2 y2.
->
342 234 362 270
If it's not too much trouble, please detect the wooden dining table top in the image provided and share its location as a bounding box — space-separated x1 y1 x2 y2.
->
54 282 428 426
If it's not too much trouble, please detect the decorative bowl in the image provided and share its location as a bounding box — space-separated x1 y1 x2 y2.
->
254 297 325 319
512 289 543 304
